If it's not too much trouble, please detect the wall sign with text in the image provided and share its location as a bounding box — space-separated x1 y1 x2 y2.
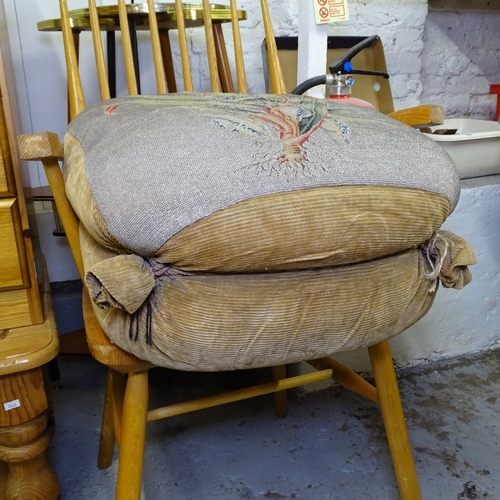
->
314 0 350 24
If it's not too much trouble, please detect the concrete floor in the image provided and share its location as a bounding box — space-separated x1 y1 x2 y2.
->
48 349 500 499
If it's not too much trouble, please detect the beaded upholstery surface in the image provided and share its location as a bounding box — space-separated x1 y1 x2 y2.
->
65 93 459 255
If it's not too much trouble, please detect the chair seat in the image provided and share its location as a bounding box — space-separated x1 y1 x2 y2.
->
63 92 472 371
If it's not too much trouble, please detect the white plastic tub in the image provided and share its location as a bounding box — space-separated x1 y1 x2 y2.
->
423 119 500 179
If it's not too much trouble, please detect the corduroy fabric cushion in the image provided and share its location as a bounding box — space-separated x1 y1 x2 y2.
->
64 93 459 272
81 227 475 371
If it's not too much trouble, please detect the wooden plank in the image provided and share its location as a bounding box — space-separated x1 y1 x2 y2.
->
0 90 16 198
388 104 444 128
0 199 25 290
0 289 31 330
147 369 333 422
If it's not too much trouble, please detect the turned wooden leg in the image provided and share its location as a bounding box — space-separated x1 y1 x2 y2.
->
0 367 59 500
115 370 149 500
272 365 288 418
0 412 59 500
368 341 421 500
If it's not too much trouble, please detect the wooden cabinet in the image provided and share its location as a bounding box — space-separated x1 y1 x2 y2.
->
0 46 59 500
0 52 43 331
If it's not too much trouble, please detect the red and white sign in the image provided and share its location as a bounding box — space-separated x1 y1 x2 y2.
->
314 0 350 24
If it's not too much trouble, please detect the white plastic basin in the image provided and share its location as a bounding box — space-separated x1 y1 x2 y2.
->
423 119 500 179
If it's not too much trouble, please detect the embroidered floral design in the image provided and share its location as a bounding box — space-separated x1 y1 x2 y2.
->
209 95 350 177
251 98 326 167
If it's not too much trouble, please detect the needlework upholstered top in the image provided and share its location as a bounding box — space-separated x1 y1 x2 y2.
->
65 93 459 272
64 92 476 370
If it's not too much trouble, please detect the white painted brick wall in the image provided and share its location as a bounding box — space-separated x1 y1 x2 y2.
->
232 0 428 109
333 177 500 371
328 0 427 109
235 1 500 119
421 11 500 120
183 0 429 109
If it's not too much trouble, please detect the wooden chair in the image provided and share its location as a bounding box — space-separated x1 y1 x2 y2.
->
16 1 457 499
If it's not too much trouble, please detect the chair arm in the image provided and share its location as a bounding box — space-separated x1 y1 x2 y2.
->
387 104 444 128
17 131 63 161
17 130 85 280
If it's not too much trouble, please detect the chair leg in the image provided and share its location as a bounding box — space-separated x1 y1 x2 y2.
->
115 370 149 500
112 370 127 449
272 365 288 418
98 369 118 469
368 341 422 500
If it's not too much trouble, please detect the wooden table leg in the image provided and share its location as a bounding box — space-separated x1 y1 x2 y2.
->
0 369 59 500
272 365 288 418
0 412 59 500
159 28 177 93
213 23 234 93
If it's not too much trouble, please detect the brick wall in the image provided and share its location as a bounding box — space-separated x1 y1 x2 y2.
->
234 1 500 119
421 11 500 120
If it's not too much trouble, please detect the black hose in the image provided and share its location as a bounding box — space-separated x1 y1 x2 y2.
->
291 74 327 95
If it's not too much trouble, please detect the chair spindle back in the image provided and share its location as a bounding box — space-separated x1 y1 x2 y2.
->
59 0 286 122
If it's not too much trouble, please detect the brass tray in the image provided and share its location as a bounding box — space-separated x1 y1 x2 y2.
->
38 2 246 31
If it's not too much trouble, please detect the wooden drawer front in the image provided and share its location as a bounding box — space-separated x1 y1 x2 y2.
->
0 288 31 329
0 198 27 290
0 94 15 198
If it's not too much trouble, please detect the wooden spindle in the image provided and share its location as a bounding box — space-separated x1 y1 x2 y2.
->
230 0 247 93
159 29 177 92
89 0 111 101
147 0 167 94
202 0 221 92
175 0 193 91
260 0 286 94
118 0 138 95
59 0 86 120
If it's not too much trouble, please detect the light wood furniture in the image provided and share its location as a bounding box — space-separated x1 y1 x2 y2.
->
388 104 445 128
0 47 59 500
19 1 423 499
37 2 247 95
0 279 59 500
0 58 43 332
